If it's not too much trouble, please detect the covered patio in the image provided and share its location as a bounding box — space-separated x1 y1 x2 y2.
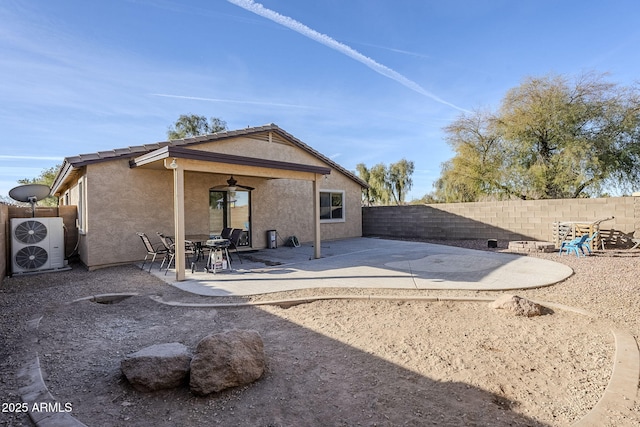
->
130 145 331 281
51 124 366 272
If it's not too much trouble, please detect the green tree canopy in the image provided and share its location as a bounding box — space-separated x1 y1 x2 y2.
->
167 114 227 139
433 73 640 201
388 159 415 204
356 159 415 205
16 164 61 206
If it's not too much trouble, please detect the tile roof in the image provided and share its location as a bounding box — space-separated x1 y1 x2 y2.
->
53 124 368 192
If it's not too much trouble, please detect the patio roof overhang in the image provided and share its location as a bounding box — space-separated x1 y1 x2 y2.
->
129 145 331 179
130 145 330 281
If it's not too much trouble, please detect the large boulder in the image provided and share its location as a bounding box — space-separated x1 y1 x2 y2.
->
121 343 192 392
190 329 265 396
490 294 545 317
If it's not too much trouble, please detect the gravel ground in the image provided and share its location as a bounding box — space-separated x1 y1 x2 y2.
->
1 238 638 426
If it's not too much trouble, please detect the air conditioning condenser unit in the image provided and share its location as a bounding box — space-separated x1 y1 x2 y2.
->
11 217 66 275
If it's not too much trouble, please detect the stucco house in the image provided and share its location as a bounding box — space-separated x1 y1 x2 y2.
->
51 124 367 279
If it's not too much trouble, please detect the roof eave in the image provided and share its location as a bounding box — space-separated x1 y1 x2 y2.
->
50 161 74 196
130 146 332 176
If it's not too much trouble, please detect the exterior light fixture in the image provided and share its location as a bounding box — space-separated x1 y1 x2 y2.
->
226 176 238 192
169 158 178 169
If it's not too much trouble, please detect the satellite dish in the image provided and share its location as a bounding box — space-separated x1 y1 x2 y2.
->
8 184 51 217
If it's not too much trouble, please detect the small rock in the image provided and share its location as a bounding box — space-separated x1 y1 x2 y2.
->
190 329 265 395
490 294 545 317
121 343 192 392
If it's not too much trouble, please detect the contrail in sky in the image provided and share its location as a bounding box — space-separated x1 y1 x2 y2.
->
227 0 469 113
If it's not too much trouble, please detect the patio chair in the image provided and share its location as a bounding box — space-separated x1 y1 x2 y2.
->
156 232 175 271
220 227 233 239
227 228 244 264
558 234 590 257
137 232 169 272
631 231 640 250
209 227 232 240
581 231 599 255
157 232 196 275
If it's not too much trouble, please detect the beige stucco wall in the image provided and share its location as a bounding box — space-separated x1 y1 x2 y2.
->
252 171 362 247
193 135 317 164
61 134 363 269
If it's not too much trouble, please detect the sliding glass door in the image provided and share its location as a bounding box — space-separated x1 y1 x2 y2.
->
209 190 251 246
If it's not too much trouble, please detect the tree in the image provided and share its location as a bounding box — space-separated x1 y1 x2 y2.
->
433 110 509 202
356 159 414 205
369 163 392 205
388 159 415 204
356 163 390 206
355 163 372 206
434 73 640 201
16 164 61 206
167 114 227 139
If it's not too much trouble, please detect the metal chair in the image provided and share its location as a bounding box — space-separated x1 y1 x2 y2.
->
157 232 196 275
137 232 169 272
156 232 175 271
220 227 233 239
227 228 244 264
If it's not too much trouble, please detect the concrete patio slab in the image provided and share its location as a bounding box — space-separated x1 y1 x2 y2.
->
152 237 574 297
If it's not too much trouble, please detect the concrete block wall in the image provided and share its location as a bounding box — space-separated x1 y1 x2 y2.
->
363 196 639 246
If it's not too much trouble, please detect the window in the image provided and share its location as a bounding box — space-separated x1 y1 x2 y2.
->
77 178 87 234
320 191 344 222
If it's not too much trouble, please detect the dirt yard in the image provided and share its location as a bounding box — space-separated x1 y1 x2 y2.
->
1 240 639 426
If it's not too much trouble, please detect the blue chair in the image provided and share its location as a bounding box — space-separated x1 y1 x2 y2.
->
559 234 589 257
581 231 599 255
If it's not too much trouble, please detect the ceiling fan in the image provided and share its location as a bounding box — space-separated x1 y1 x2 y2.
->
210 175 254 192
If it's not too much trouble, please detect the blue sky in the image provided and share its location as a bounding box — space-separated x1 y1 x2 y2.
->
1 0 639 200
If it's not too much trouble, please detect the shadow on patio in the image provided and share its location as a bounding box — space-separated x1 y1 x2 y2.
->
151 237 573 297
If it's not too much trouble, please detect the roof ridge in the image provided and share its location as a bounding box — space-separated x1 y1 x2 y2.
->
55 123 367 191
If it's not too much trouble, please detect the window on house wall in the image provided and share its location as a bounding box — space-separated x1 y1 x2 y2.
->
320 191 344 222
78 178 87 233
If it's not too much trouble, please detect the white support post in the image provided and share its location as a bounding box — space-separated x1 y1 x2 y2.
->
313 174 321 259
173 162 186 281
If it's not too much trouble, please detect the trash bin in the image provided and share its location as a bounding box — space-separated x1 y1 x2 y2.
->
267 230 277 249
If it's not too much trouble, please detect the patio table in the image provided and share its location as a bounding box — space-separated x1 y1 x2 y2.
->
168 235 232 273
181 235 213 271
